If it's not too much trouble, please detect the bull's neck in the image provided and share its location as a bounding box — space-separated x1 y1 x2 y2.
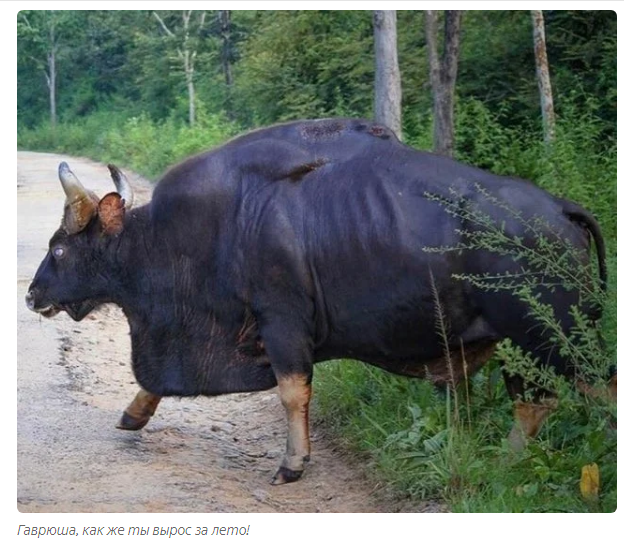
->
106 205 158 314
110 204 213 324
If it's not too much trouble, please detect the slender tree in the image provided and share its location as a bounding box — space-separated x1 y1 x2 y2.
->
373 10 402 139
218 10 234 119
531 10 556 145
153 10 207 127
18 11 65 129
424 10 462 156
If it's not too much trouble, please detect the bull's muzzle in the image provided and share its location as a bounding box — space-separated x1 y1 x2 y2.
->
25 290 35 311
25 289 61 318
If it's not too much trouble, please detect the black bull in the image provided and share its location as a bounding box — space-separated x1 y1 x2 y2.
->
26 118 612 484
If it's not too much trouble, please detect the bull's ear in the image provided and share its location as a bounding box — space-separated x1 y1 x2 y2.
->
63 198 98 235
98 192 125 235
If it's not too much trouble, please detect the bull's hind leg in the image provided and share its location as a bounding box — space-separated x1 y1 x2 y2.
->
272 373 312 485
116 388 162 431
508 399 558 451
503 372 557 452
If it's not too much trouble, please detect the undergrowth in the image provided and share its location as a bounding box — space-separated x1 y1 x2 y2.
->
17 109 237 179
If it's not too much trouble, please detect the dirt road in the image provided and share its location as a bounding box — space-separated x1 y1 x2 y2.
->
17 151 433 513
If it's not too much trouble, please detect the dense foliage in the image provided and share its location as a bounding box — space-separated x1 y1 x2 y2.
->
17 10 616 512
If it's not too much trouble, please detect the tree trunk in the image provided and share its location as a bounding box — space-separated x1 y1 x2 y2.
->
373 10 402 140
425 10 462 157
153 10 206 127
219 10 234 119
47 22 57 129
186 61 195 127
531 10 555 145
182 11 195 127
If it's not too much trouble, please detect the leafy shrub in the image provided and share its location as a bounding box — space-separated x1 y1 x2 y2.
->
450 96 616 240
18 109 237 180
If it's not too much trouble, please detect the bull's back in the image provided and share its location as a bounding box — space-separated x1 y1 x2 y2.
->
279 155 478 361
148 118 597 367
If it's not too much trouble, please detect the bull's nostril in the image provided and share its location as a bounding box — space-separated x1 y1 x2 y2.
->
25 291 35 311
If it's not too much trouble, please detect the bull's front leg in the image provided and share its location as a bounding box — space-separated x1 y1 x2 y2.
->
272 373 312 485
116 388 162 430
258 309 314 485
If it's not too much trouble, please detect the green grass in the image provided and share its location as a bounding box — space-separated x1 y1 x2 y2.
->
314 351 616 512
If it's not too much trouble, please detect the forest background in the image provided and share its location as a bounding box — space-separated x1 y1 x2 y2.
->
17 9 617 512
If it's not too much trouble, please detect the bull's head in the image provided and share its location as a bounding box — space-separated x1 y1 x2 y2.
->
25 162 134 321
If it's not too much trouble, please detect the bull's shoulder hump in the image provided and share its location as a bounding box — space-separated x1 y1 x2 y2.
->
153 151 227 196
222 118 400 146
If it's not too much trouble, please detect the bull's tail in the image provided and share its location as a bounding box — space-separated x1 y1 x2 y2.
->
562 201 613 388
561 200 607 294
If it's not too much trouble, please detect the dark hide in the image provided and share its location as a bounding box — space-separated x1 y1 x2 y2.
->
29 118 607 393
27 118 608 480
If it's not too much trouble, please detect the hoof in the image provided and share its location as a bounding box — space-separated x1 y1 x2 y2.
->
116 411 150 431
270 467 303 485
507 426 527 453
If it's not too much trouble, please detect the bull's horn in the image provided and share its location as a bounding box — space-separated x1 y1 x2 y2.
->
59 161 89 202
107 164 134 210
58 162 98 234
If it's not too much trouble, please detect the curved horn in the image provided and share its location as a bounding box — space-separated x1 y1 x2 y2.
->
58 162 97 234
107 164 134 210
59 161 89 201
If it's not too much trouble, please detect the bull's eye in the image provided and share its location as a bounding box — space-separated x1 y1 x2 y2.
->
52 246 65 259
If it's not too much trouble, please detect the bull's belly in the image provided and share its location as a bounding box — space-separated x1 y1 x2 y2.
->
314 310 500 384
354 340 498 385
316 330 442 365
